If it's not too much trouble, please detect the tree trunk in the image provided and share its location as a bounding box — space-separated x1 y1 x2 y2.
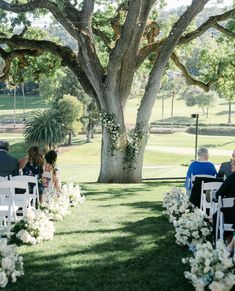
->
13 87 16 128
228 100 232 124
91 125 94 139
22 84 26 121
98 129 145 183
171 89 175 129
86 123 92 143
68 129 72 145
161 95 164 122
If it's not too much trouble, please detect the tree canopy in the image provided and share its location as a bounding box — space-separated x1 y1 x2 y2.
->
0 0 235 182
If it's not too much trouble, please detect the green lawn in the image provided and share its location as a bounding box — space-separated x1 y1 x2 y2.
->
5 182 192 291
0 93 234 126
125 97 234 125
0 95 51 123
2 132 235 183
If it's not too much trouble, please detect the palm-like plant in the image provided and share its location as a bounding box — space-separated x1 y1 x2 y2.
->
24 110 67 148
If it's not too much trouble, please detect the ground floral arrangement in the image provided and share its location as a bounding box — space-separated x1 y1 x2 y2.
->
163 187 235 291
0 239 24 288
1 183 85 289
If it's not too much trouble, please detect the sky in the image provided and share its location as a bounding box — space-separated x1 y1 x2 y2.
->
164 0 233 9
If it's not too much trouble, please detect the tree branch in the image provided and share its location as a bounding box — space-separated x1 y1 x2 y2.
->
0 36 100 105
137 0 210 129
171 52 210 91
80 0 95 32
0 0 80 39
106 0 142 81
92 27 111 49
0 48 42 81
213 23 235 39
136 7 235 67
178 8 235 45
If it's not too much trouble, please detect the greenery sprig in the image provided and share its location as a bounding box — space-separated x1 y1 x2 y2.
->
100 111 121 154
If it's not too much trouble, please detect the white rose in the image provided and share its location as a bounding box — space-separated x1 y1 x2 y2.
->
2 257 15 271
215 271 224 280
0 271 8 288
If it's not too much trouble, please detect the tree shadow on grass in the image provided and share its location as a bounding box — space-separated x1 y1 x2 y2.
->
7 211 193 291
216 110 235 116
200 141 235 149
83 182 168 201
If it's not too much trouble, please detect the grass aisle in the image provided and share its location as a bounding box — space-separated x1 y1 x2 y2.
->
6 183 193 291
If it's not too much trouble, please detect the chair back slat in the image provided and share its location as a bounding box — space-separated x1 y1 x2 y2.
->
10 175 39 208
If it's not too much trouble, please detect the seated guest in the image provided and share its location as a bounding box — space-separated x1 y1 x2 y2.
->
22 146 44 196
217 150 235 178
185 147 217 191
218 161 232 178
213 163 235 242
216 160 235 200
189 175 223 208
0 140 19 177
43 150 61 191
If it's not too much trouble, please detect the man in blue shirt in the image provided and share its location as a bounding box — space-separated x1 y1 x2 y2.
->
185 147 217 190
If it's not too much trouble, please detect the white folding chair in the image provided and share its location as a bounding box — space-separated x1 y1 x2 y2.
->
19 169 23 176
0 180 30 219
0 176 8 181
200 181 223 218
0 186 17 236
42 171 53 190
216 196 235 243
10 175 39 208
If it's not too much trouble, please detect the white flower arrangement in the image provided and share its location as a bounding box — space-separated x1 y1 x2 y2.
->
41 189 70 221
174 208 212 246
61 183 85 207
183 241 235 290
0 239 24 288
100 112 120 144
163 187 191 223
11 207 55 245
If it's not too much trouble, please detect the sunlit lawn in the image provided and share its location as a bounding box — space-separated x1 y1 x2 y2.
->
0 95 51 123
125 96 233 125
2 132 235 183
5 182 193 291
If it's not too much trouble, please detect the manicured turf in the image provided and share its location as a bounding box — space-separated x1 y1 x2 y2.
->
5 182 193 291
2 132 235 182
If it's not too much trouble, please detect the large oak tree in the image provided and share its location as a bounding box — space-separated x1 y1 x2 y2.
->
0 0 234 182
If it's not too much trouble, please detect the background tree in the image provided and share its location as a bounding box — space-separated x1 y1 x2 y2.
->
0 0 235 182
25 94 83 147
53 94 84 145
24 109 67 149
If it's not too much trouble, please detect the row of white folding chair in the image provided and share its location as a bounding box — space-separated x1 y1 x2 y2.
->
0 186 17 237
0 180 30 219
10 175 39 207
216 196 234 244
200 181 223 218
